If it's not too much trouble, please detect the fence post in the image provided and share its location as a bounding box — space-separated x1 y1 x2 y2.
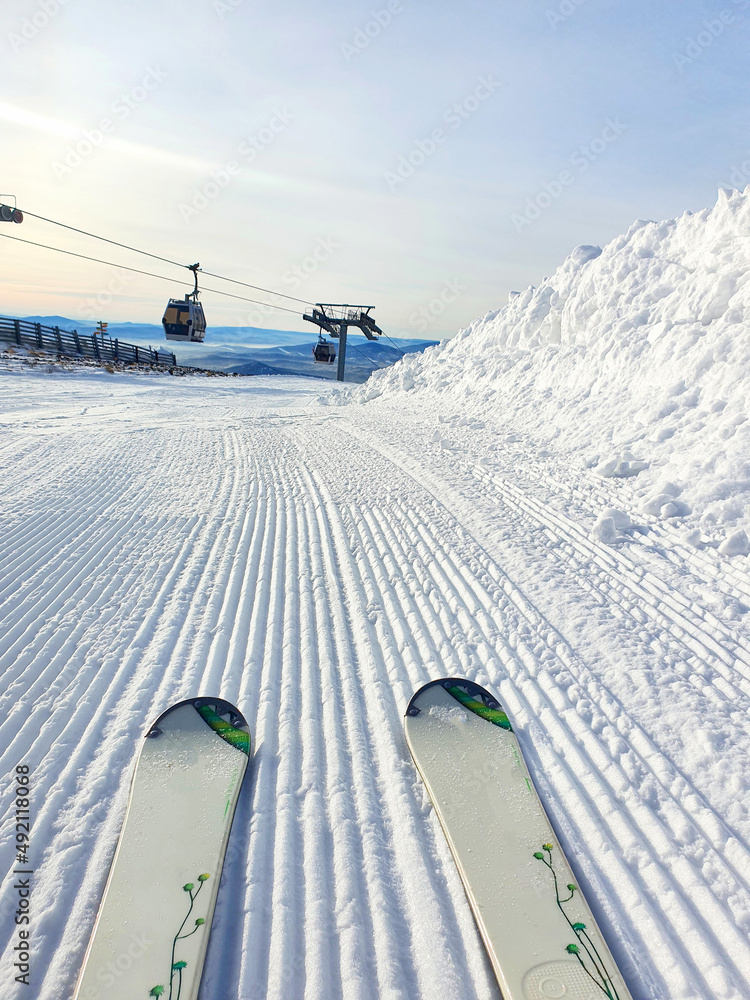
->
135 345 139 364
114 338 119 360
54 326 62 353
35 323 42 348
73 330 82 354
14 319 21 346
92 333 100 360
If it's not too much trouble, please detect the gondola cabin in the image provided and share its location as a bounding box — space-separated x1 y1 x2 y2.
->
162 296 206 343
313 338 336 364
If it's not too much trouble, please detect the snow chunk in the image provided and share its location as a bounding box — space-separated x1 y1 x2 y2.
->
591 508 633 544
594 452 648 479
642 493 675 516
718 529 750 557
660 500 691 519
569 244 602 264
642 493 691 518
602 507 632 530
591 515 619 545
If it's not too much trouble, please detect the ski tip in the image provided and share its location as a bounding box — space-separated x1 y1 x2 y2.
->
146 697 251 755
405 677 513 731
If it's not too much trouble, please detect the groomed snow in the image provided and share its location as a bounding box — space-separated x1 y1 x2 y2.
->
346 188 750 558
1 191 750 1000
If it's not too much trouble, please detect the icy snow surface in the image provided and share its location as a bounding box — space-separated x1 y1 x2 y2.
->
1 188 750 1000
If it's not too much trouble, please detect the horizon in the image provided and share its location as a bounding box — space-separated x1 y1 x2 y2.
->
4 309 439 343
1 0 748 339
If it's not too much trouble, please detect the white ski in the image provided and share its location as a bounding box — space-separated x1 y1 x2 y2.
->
405 678 633 1000
73 697 250 1000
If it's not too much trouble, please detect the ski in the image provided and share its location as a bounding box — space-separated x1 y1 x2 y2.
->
73 697 251 1000
405 677 633 1000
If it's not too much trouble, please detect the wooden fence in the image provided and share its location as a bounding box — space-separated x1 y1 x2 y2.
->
0 316 177 367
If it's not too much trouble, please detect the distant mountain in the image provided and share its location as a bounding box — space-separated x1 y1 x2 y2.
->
13 315 94 331
226 339 439 383
14 316 313 348
9 314 438 383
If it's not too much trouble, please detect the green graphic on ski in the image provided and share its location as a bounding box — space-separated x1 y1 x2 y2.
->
73 697 251 1000
405 678 633 1000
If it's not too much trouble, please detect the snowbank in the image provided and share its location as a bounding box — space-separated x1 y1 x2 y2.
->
348 188 750 550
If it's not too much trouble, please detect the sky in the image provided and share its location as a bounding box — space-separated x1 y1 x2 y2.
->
0 0 748 340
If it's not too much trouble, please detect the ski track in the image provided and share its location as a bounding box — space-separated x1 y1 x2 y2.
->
0 376 749 1000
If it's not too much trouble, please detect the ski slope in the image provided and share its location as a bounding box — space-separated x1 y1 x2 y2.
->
1 365 750 1000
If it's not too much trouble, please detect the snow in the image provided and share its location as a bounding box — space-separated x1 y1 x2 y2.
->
1 190 750 1000
346 188 750 557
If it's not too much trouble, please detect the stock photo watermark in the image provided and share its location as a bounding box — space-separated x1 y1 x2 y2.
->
720 152 750 191
385 75 501 192
672 1 748 72
282 236 339 290
409 279 466 333
78 932 153 1000
237 238 340 325
237 108 295 162
547 0 589 30
673 10 734 71
511 117 627 233
178 161 241 223
178 107 294 223
52 67 168 180
213 0 243 19
241 301 277 328
77 268 134 321
9 765 32 986
341 0 409 61
8 0 72 51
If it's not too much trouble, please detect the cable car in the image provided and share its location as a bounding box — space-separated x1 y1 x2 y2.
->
162 263 206 342
0 203 23 223
312 336 336 364
162 297 206 342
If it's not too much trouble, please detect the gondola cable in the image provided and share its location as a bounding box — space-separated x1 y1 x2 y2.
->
383 333 406 356
3 202 385 372
14 206 315 307
346 340 382 370
0 231 303 316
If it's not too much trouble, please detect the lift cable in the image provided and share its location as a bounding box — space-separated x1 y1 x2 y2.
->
345 341 382 370
0 232 303 317
382 333 406 356
198 267 313 305
14 206 315 307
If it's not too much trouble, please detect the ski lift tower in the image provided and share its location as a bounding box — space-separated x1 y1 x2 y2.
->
303 304 382 382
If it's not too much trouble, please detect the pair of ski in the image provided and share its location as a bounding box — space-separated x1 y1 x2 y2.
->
73 683 631 1000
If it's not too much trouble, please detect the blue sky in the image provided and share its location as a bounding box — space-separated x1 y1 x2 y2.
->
1 0 748 338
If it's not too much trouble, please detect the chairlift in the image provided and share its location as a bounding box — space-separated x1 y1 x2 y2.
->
312 335 336 364
162 263 206 342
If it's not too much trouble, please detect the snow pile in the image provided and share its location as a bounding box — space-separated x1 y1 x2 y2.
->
349 188 750 550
